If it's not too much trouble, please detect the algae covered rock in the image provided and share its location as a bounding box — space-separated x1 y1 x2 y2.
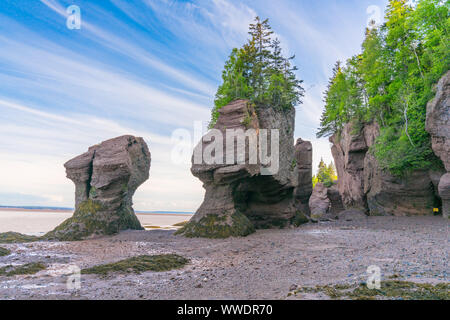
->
178 100 299 238
45 135 151 241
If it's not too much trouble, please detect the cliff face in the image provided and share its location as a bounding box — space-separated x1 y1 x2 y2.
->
330 123 438 216
329 123 378 211
45 135 150 240
178 100 308 238
426 71 450 218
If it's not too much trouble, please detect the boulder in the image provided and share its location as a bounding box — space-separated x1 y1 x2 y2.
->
177 100 301 238
309 183 331 221
294 138 313 215
45 135 150 240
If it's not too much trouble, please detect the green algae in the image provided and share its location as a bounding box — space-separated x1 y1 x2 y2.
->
0 262 46 277
0 232 40 244
44 199 105 241
0 247 11 256
44 199 143 241
292 280 450 300
172 221 189 227
81 254 189 276
291 211 309 227
175 212 255 239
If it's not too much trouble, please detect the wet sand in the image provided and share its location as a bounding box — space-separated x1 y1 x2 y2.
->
0 216 448 300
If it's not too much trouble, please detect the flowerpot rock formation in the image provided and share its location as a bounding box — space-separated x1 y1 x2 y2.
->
45 135 151 241
177 100 310 238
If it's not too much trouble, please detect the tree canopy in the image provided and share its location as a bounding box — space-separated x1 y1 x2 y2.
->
210 17 305 127
312 159 338 188
317 0 449 176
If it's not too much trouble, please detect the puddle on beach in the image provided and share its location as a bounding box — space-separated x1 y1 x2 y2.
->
305 229 331 235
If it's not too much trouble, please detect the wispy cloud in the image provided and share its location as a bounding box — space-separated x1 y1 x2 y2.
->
40 0 216 96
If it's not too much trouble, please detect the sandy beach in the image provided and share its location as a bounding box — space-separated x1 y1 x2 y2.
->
0 215 448 300
0 209 192 236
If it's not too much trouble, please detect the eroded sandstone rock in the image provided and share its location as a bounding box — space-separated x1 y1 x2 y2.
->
426 71 450 171
364 152 436 216
327 185 345 215
309 183 330 221
294 138 313 215
45 135 151 240
426 71 450 218
331 122 438 216
438 174 450 219
330 123 377 210
177 100 303 238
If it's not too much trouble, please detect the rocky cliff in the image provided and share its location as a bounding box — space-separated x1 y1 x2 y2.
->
426 71 450 218
330 123 438 216
329 123 378 211
177 100 308 238
45 135 151 240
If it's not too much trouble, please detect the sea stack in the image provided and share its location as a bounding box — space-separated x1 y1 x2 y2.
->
293 138 313 216
45 135 151 240
177 99 306 238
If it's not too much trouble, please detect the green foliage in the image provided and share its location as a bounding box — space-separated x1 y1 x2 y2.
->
210 17 304 128
313 159 338 188
317 0 449 176
81 254 189 275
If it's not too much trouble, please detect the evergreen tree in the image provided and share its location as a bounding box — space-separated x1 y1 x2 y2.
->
210 17 305 128
313 159 337 188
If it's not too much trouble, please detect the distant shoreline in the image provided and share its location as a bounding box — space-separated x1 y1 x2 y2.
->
0 207 193 216
0 207 72 213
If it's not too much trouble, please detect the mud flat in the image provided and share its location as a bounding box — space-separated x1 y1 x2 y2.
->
0 216 448 300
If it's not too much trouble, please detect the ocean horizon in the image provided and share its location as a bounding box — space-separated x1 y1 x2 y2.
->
0 205 194 215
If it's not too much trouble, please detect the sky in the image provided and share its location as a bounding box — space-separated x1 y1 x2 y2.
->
0 0 389 211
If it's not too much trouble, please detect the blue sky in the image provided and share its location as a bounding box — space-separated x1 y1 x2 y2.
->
0 0 388 211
